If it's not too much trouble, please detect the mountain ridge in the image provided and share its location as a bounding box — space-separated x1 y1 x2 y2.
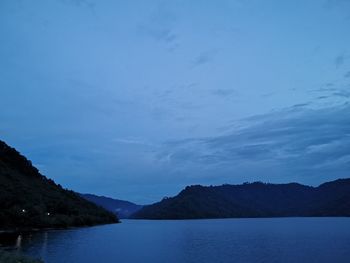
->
80 193 143 218
132 178 350 219
0 140 118 230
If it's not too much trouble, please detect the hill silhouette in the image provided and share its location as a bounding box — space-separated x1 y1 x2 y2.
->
132 179 350 219
0 140 118 230
80 193 143 218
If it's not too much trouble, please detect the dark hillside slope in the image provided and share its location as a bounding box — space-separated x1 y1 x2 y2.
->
132 179 350 219
0 140 118 229
81 194 143 218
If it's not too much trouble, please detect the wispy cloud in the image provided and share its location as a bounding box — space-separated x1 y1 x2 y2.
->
335 53 347 68
140 26 177 43
291 103 310 108
193 50 218 67
155 104 350 182
139 3 178 47
333 90 350 98
112 138 155 147
211 88 237 97
309 82 350 103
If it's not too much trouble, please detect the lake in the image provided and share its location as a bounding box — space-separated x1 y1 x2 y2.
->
1 218 350 263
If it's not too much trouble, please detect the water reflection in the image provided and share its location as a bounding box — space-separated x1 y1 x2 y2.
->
15 234 22 248
2 218 350 263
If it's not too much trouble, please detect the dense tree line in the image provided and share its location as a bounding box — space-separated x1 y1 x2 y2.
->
132 179 350 219
0 140 118 230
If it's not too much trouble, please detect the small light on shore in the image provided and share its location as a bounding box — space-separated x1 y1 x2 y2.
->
47 212 50 216
22 209 26 213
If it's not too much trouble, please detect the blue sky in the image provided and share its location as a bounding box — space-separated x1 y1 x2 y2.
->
1 0 350 203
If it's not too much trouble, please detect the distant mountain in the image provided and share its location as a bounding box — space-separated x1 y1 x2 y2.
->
132 179 350 219
0 140 118 230
80 194 143 218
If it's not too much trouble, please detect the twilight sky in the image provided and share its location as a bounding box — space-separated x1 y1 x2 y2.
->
1 0 350 203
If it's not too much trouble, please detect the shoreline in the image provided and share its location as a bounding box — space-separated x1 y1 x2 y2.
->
0 221 120 235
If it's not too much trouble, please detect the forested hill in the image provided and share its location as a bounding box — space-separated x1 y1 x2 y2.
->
132 179 350 219
0 140 118 230
80 194 143 219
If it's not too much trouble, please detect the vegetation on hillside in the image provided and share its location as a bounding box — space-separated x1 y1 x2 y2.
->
0 140 118 230
132 179 350 219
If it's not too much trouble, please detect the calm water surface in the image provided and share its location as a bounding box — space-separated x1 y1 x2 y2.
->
1 218 350 263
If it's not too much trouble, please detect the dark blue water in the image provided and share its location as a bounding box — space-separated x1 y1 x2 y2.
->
2 218 350 263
